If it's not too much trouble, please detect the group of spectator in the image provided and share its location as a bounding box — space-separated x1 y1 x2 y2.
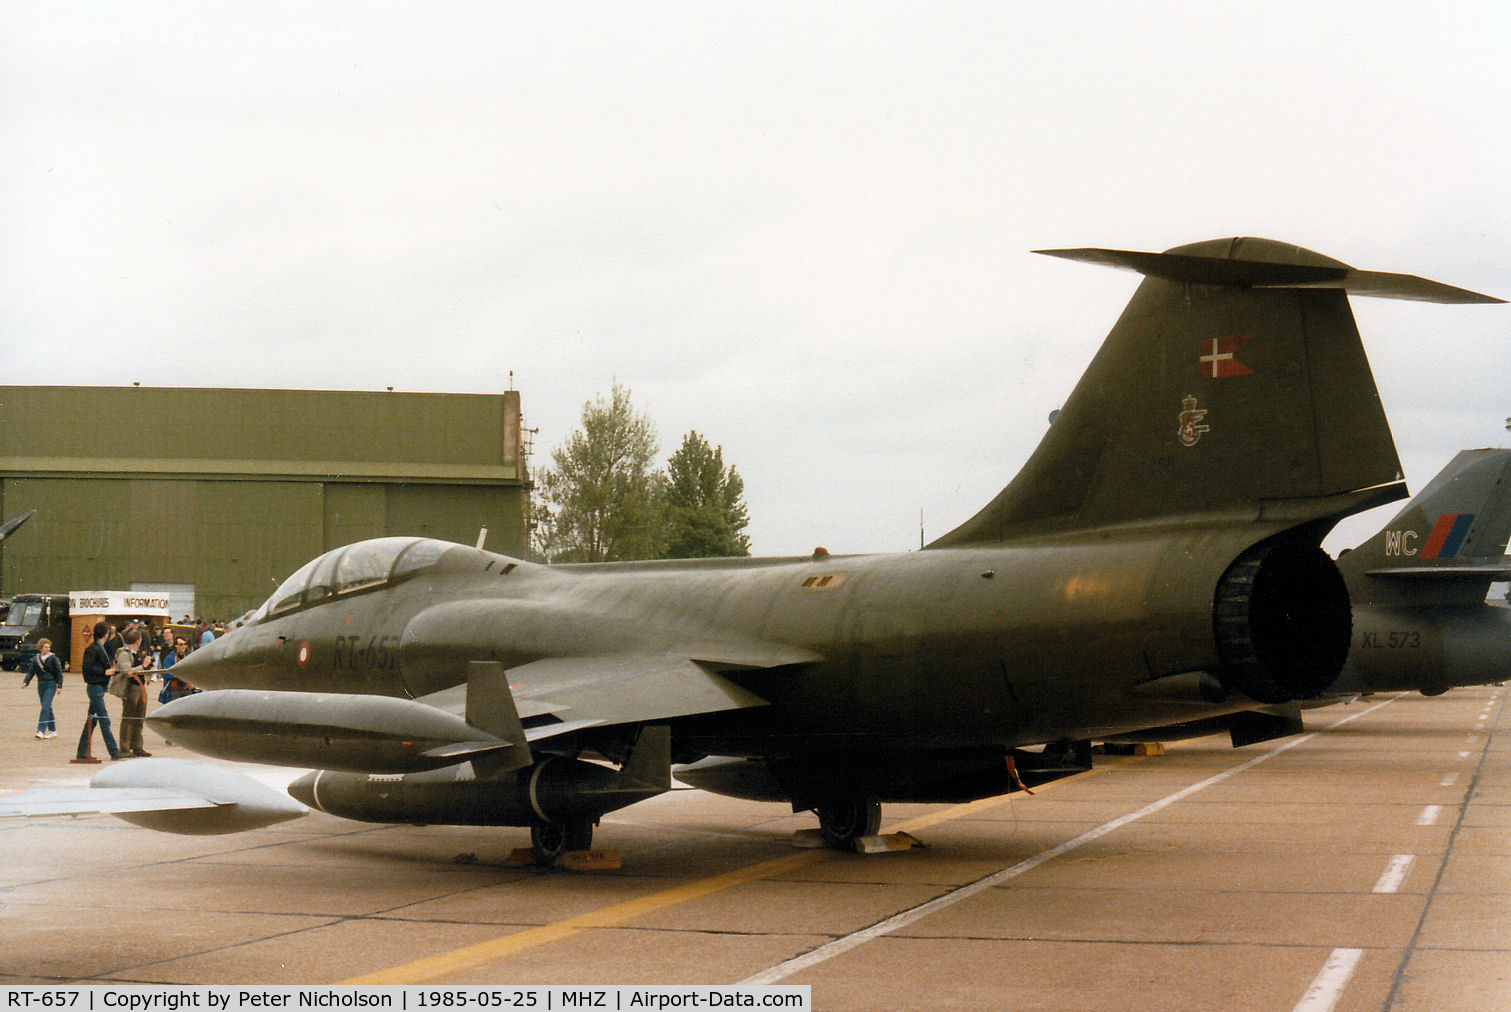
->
20 617 207 759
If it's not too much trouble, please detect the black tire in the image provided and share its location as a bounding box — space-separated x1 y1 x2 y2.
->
529 820 593 865
815 796 882 850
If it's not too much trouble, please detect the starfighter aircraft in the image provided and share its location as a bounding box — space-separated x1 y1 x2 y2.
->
1101 448 1511 749
0 509 36 544
1331 447 1511 696
2 238 1502 861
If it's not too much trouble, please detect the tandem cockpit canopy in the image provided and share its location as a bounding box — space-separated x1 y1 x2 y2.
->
255 537 450 621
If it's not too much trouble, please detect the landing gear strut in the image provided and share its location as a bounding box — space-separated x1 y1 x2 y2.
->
530 820 593 865
814 796 881 850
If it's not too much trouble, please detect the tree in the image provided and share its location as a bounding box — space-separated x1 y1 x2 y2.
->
660 430 751 558
533 384 663 562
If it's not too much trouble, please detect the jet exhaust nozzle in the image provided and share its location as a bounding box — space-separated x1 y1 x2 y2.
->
1213 538 1351 703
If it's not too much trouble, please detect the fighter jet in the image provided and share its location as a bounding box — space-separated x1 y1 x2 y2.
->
0 508 36 544
1330 447 1511 696
1104 448 1511 749
2 238 1500 861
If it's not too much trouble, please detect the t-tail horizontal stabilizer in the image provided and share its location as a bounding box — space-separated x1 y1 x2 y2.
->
1035 245 1504 304
933 238 1503 547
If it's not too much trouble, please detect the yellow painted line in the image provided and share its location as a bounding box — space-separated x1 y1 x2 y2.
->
340 849 827 984
340 762 1122 984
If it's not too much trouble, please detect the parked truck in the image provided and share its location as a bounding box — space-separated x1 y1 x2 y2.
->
0 591 171 672
0 593 71 671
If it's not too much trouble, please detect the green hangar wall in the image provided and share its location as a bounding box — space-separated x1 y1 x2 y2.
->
0 386 530 621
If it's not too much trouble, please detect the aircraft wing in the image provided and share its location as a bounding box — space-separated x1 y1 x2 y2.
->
0 759 306 835
416 652 776 740
0 785 217 819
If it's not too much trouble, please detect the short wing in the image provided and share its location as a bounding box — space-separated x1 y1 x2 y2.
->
417 653 775 742
509 653 769 723
0 786 216 818
0 759 306 835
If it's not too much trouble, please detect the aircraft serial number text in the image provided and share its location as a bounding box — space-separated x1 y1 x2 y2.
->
7 994 79 1007
1359 631 1423 649
332 635 400 670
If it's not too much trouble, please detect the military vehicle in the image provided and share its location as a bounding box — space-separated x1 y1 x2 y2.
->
1 237 1500 861
0 593 70 671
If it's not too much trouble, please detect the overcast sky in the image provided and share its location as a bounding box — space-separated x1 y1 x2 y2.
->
4 2 1509 557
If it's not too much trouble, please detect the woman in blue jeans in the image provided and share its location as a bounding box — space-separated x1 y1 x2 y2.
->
21 637 64 738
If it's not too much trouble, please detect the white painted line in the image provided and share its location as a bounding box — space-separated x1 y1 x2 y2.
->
1293 948 1365 1012
1416 805 1442 826
1440 772 1460 787
739 695 1402 987
1372 854 1415 894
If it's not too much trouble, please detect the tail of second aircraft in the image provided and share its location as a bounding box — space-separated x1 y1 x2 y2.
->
1338 448 1511 607
932 237 1501 546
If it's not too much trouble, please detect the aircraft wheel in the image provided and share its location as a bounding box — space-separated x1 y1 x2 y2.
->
815 796 881 850
529 820 593 865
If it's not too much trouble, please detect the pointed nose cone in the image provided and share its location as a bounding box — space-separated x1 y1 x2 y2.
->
167 644 212 685
166 629 241 689
288 770 319 808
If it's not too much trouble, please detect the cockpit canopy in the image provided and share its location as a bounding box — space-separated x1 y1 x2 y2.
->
257 537 449 621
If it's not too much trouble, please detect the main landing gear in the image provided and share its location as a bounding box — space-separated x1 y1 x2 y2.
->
814 795 882 850
529 819 594 865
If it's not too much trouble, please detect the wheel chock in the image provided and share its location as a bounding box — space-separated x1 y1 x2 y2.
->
558 849 622 871
791 829 926 852
853 831 925 854
504 847 622 870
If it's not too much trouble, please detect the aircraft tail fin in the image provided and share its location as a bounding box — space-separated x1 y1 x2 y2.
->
930 238 1500 547
1338 449 1511 605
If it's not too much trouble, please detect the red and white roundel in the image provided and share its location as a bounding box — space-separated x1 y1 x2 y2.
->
296 641 311 668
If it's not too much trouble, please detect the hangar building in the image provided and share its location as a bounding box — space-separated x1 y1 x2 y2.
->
0 386 530 621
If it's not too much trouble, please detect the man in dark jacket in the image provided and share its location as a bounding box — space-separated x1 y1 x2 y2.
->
77 621 122 761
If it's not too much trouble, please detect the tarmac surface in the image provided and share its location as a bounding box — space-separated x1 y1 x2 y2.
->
2 677 1509 1010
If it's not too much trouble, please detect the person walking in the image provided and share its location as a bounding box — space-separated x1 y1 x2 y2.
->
77 621 122 761
21 637 64 738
